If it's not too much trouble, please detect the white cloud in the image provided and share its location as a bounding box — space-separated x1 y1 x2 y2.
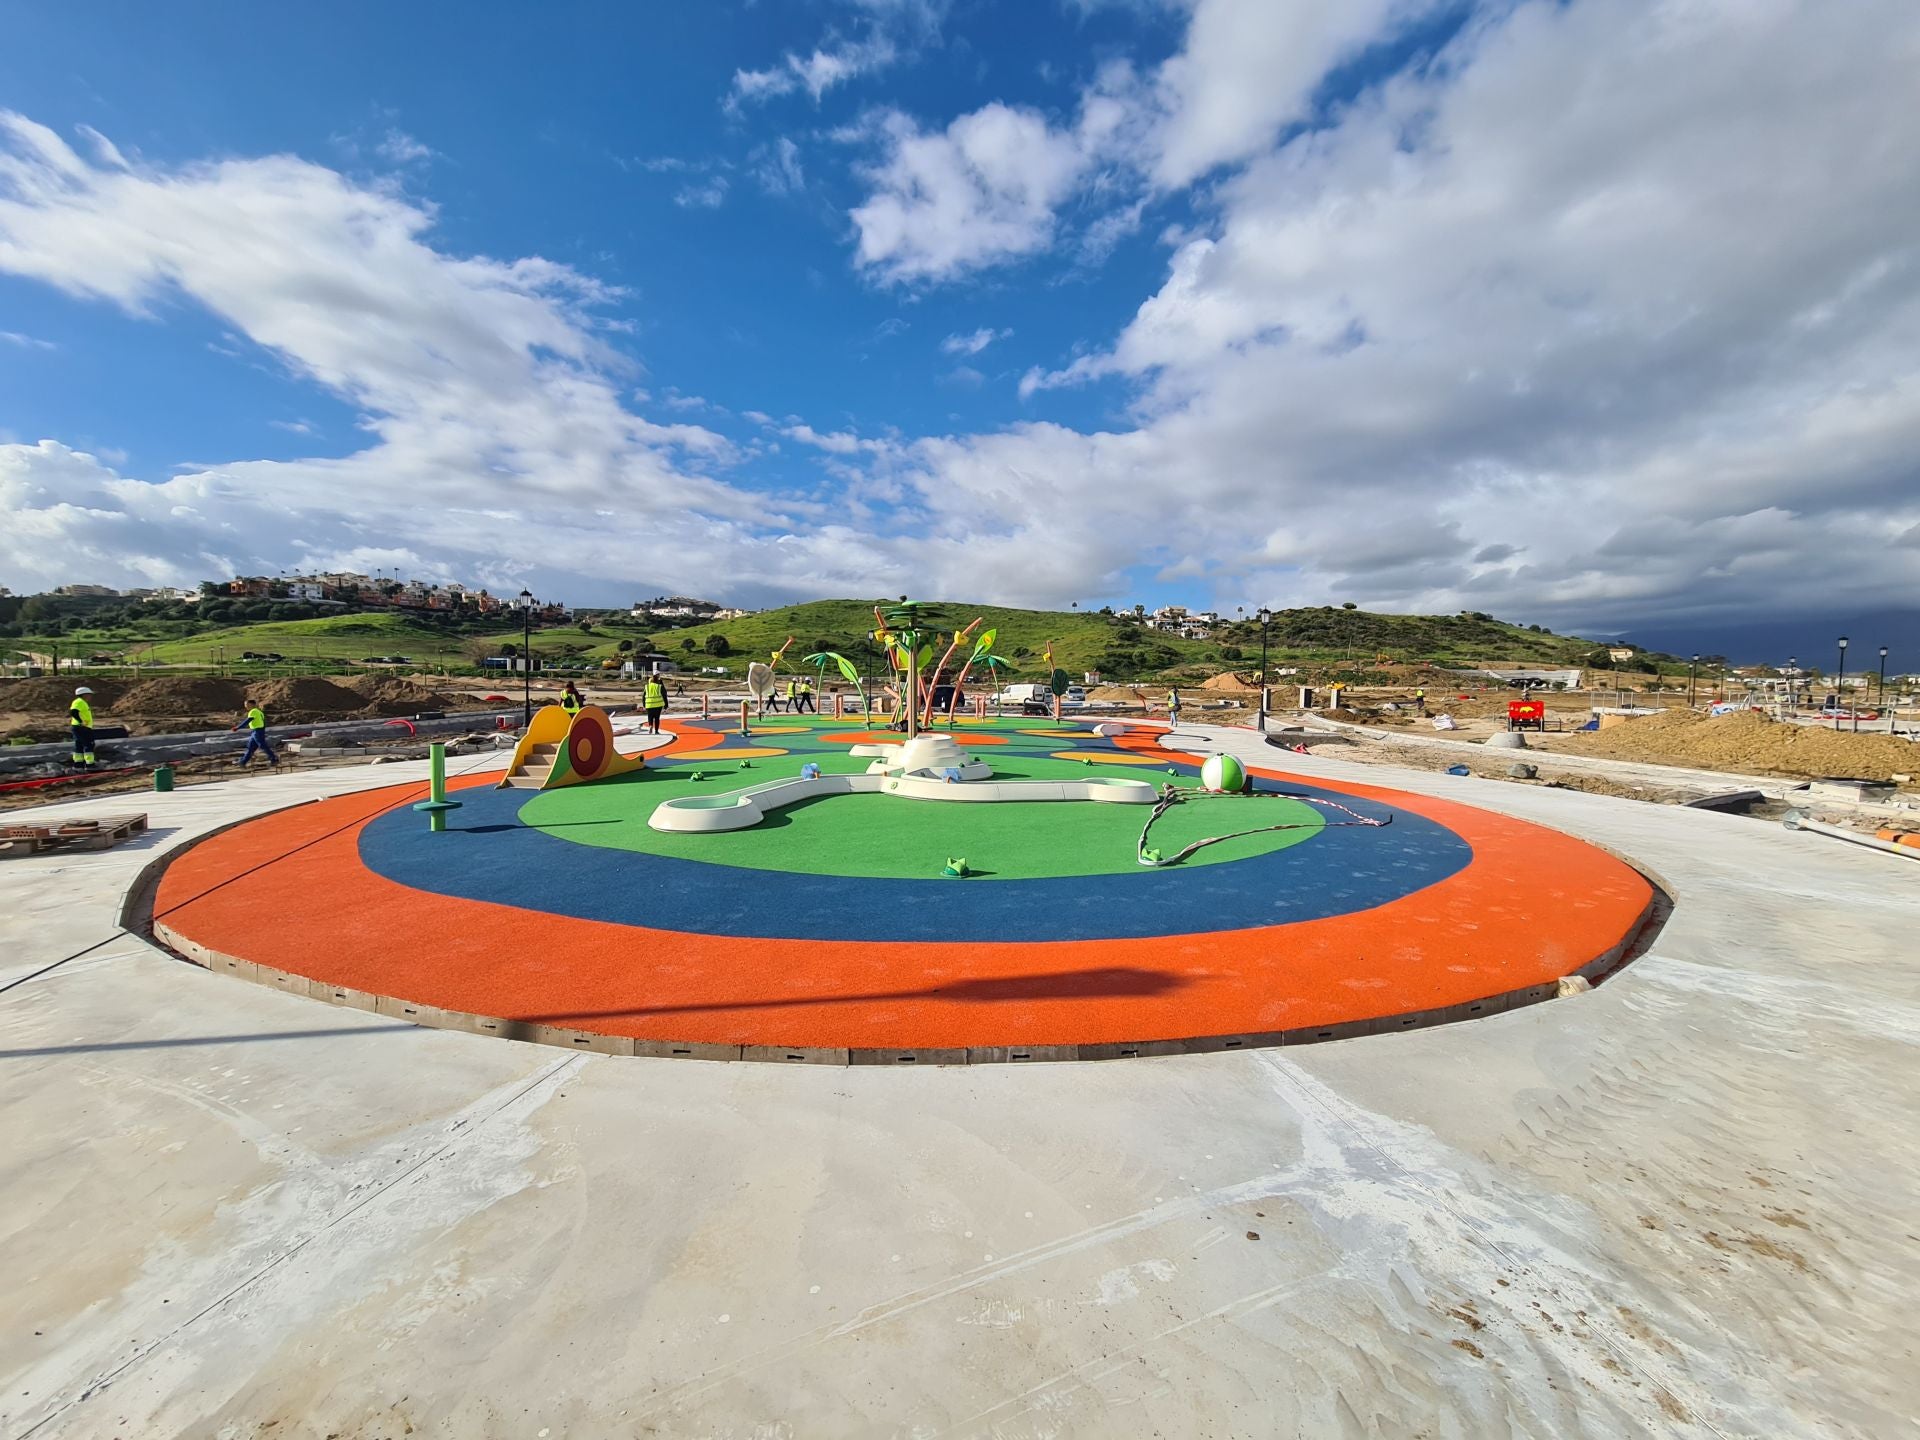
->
268 418 316 435
1145 0 1418 188
781 423 893 456
7 0 1919 636
940 326 1011 356
673 175 730 208
727 0 946 110
0 112 835 602
729 35 899 108
849 105 1093 282
1 328 56 349
959 0 1920 627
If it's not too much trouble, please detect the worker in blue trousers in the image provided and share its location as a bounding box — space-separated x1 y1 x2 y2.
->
233 701 279 767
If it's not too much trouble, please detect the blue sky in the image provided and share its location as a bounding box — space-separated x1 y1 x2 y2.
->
2 0 1917 657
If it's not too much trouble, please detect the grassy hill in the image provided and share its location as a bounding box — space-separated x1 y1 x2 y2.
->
13 598 1636 682
140 613 468 665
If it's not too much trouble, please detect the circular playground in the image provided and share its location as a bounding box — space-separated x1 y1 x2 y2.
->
145 710 1662 1063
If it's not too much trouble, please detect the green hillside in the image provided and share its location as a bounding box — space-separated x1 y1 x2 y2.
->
14 597 1637 682
142 613 465 665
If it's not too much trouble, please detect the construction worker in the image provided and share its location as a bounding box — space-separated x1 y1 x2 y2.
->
560 681 584 716
1166 686 1182 726
796 678 815 714
643 672 667 734
785 677 800 713
233 700 278 767
69 686 97 770
1413 687 1427 716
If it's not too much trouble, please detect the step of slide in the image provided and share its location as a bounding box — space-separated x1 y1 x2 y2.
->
504 775 545 788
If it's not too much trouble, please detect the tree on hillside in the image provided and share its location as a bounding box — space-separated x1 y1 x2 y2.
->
617 639 634 654
704 635 731 657
680 638 695 652
1342 601 1358 609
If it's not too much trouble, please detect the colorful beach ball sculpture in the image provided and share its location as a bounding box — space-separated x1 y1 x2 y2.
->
1200 753 1248 794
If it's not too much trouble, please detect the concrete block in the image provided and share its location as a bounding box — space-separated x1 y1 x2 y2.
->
373 993 448 1026
553 1028 635 1056
632 1038 745 1062
1367 1006 1447 1036
964 1044 1081 1064
1181 1031 1284 1055
307 979 382 1012
1078 1039 1186 1062
848 1047 970 1066
1280 1019 1372 1045
740 1045 851 1065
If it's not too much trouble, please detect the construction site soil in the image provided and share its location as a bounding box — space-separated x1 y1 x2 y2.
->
0 673 473 740
1555 708 1920 784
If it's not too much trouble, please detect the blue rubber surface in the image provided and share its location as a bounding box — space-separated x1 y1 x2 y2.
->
358 766 1471 943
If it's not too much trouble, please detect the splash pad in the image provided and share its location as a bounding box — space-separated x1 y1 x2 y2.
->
147 703 1660 1063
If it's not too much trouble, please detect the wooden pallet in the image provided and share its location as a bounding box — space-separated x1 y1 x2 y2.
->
0 812 148 858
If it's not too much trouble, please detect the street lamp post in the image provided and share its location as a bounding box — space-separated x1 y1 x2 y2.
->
1878 646 1889 717
519 589 535 727
1256 607 1272 732
1836 636 1848 732
1787 656 1796 715
1689 653 1699 709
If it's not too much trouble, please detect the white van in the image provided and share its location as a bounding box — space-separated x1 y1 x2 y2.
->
994 682 1052 707
993 682 1087 710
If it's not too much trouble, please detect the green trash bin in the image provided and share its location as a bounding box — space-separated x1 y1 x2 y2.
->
152 765 174 793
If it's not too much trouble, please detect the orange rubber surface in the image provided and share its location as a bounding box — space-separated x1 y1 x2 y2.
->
149 737 1657 1052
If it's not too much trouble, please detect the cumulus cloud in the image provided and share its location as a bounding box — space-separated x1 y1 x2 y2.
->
0 112 839 601
844 1 1426 284
849 104 1097 282
8 0 1920 635
969 0 1920 627
1144 0 1423 188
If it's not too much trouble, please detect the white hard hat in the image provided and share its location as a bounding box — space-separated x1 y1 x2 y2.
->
74 686 94 695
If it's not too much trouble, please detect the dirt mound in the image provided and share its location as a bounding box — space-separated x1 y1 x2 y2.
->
338 675 466 714
115 678 249 716
0 677 132 713
245 677 368 716
1568 709 1920 783
1200 671 1261 693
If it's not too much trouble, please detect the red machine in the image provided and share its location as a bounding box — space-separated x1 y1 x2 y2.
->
1507 698 1546 731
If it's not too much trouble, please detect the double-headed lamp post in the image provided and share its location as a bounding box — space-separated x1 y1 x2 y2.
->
518 589 535 727
1836 636 1849 732
1689 653 1699 709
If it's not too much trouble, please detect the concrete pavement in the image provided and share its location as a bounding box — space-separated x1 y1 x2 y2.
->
1 726 1914 1437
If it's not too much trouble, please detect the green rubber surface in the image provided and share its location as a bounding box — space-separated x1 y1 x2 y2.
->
517 748 1326 880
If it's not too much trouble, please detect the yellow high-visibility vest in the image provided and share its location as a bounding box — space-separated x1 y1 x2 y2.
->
246 706 267 730
644 681 666 707
69 697 93 726
561 691 583 713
